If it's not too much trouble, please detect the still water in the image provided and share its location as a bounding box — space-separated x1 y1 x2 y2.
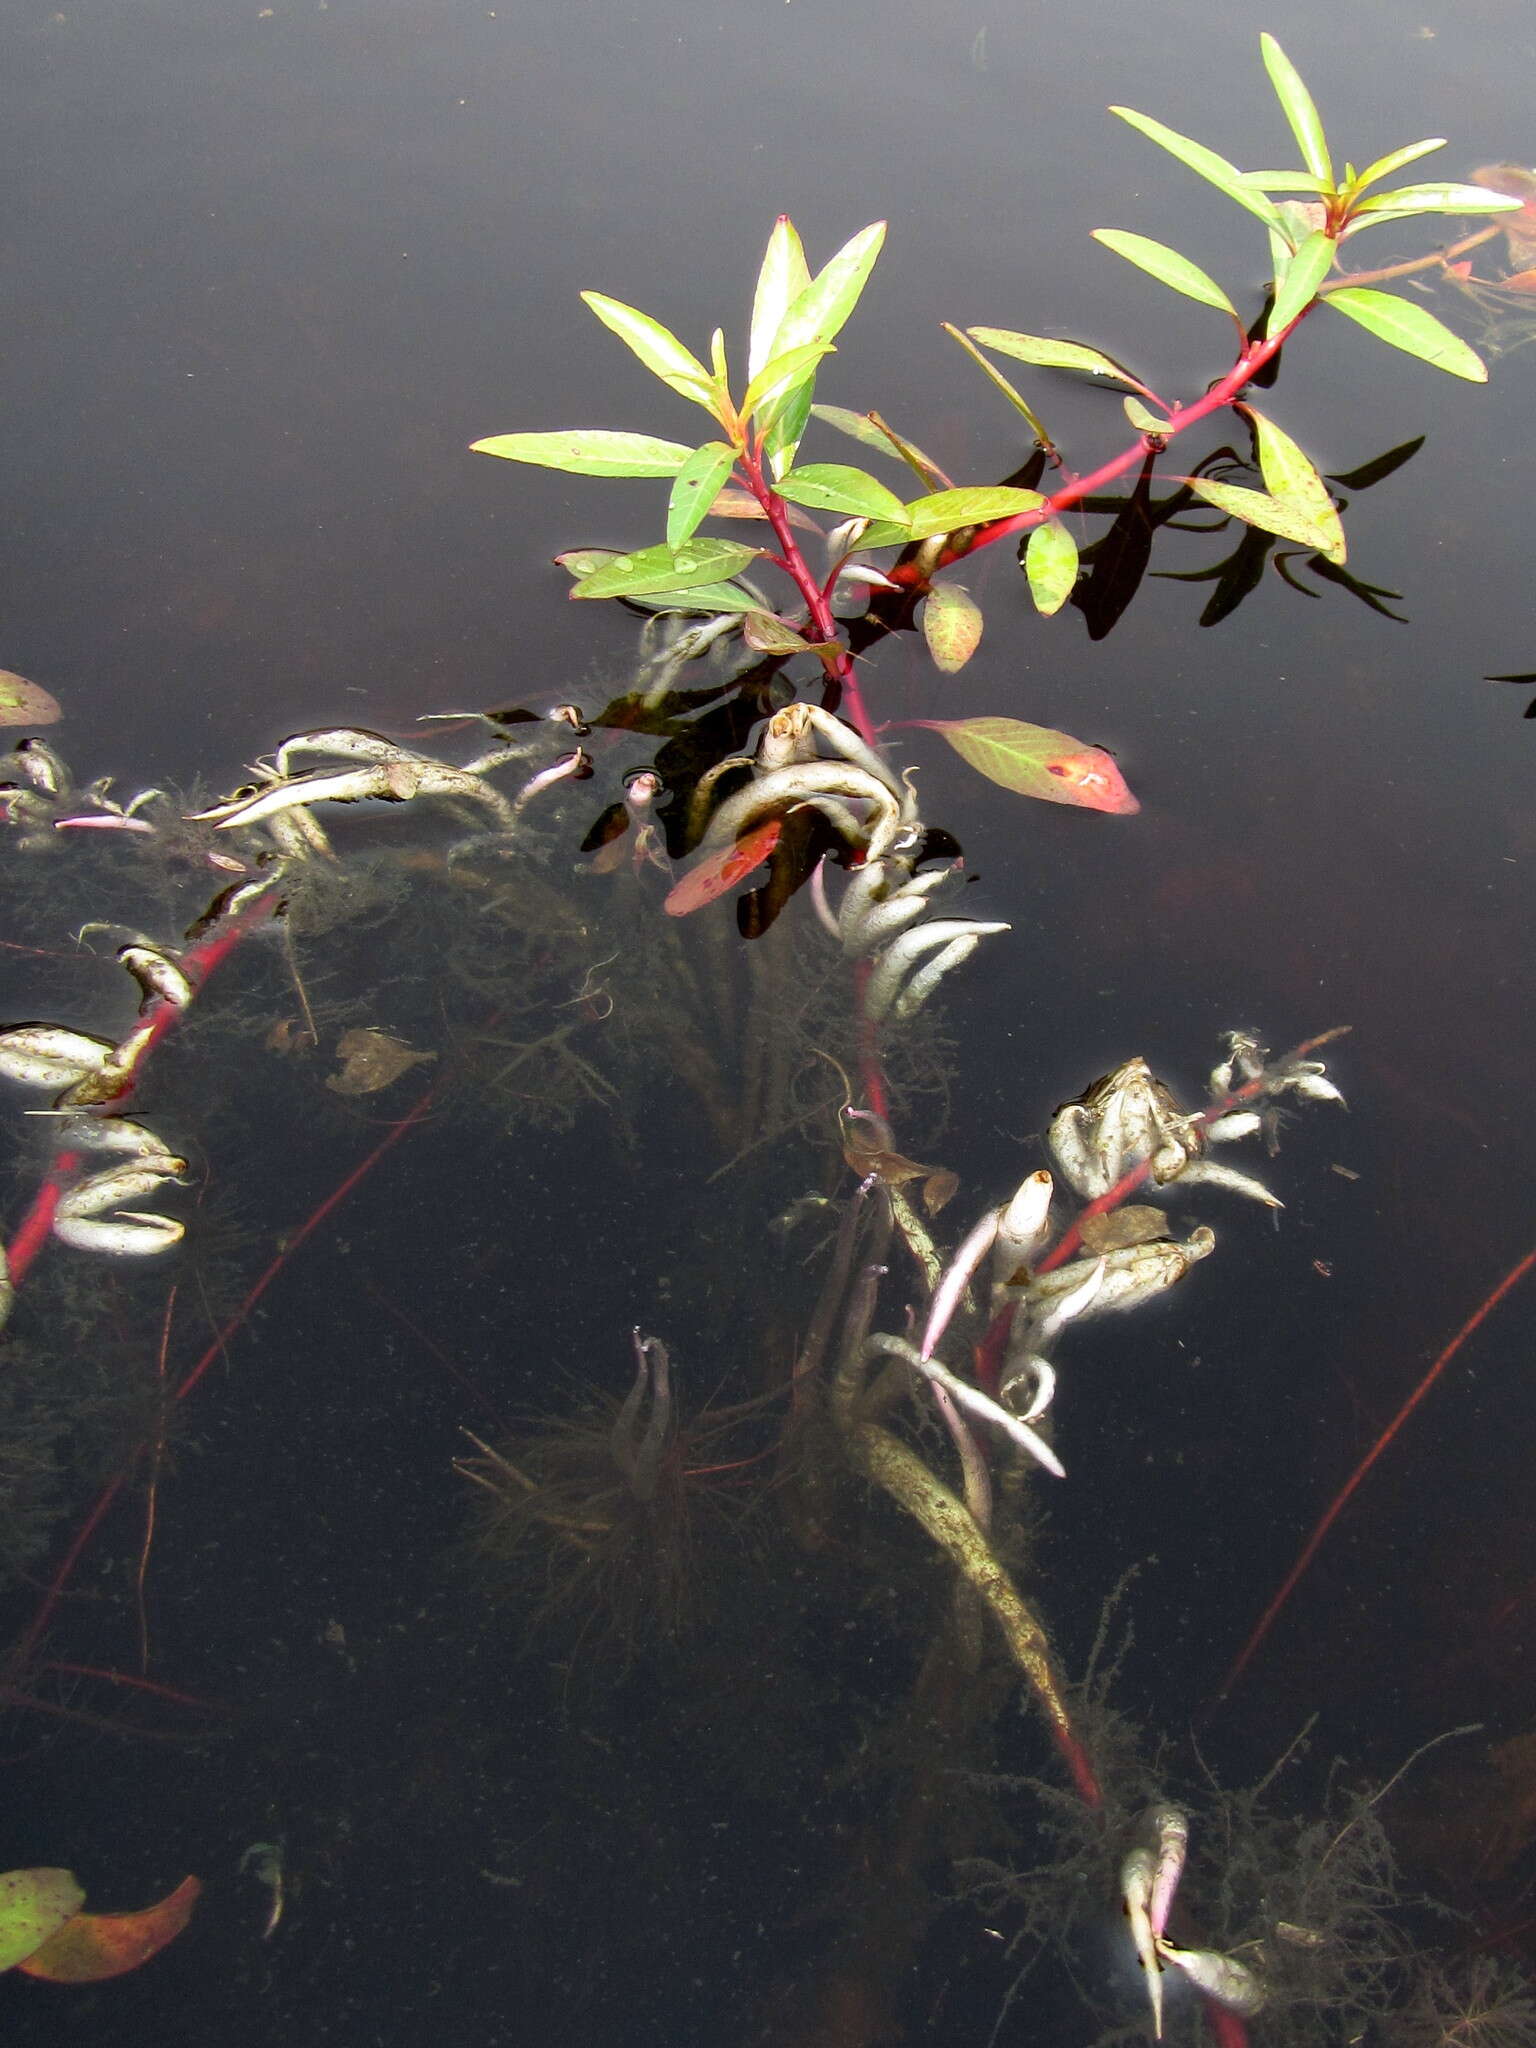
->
1 1 1534 2042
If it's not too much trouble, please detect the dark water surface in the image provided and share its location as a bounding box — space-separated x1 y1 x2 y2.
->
2 2 1534 2044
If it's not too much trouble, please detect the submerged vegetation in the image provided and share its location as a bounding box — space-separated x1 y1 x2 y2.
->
0 34 1532 2037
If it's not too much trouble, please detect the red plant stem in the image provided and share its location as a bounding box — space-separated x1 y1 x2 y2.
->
12 1084 438 1673
1215 1240 1536 1705
741 442 877 743
13 1474 127 1669
885 316 1300 590
32 1660 226 1713
3 1154 79 1290
173 1084 437 1407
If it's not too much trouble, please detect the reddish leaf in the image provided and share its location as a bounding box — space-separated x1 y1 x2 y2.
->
914 717 1140 814
664 819 783 916
17 1875 201 1982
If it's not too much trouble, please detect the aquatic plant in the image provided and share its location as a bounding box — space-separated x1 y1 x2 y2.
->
0 33 1530 2045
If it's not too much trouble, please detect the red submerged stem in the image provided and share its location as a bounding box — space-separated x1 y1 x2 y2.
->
1215 1240 1536 1705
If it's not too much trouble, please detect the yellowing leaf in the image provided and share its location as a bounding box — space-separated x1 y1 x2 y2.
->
0 671 61 727
920 584 983 672
913 717 1139 813
1241 406 1346 563
1024 523 1080 615
1178 477 1337 552
0 1869 84 1972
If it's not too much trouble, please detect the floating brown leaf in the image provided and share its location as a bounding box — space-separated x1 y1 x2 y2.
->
0 671 61 727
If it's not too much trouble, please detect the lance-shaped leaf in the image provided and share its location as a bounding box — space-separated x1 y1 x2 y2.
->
1025 522 1081 615
580 293 717 409
942 325 1052 443
740 611 837 657
1348 181 1526 226
741 339 837 423
665 818 783 916
570 539 763 601
471 430 696 478
1260 34 1333 186
967 326 1149 390
1267 228 1336 335
667 442 738 549
1108 107 1286 232
1323 287 1488 380
1347 137 1445 195
902 486 1045 540
809 405 948 487
1241 170 1332 193
1092 231 1237 316
775 463 910 524
1242 406 1345 563
749 217 811 382
762 222 887 474
1178 477 1337 552
555 547 763 612
921 583 984 672
912 717 1139 813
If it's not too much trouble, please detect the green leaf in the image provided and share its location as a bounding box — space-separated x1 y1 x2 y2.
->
580 292 717 408
768 221 887 361
1350 181 1527 222
902 486 1046 540
1260 34 1333 186
1091 230 1237 316
1240 170 1333 193
470 429 697 478
1348 137 1445 195
1025 522 1080 615
749 218 811 383
666 442 738 549
1178 477 1337 552
762 222 887 475
0 1868 85 1973
1108 107 1286 232
809 405 947 485
774 463 910 524
740 610 835 657
1323 287 1488 381
1242 406 1346 563
763 377 818 481
741 340 837 422
570 539 763 601
914 717 1139 813
554 547 761 613
1267 228 1336 335
1124 396 1171 433
966 326 1147 389
942 325 1053 442
920 584 984 672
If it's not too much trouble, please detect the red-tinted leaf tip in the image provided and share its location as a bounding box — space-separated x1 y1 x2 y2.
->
1044 748 1141 814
